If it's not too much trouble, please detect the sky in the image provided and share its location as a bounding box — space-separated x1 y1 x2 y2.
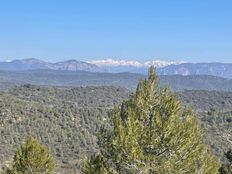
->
0 0 231 63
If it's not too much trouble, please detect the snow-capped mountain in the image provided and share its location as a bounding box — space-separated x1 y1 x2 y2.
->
0 58 185 74
88 59 143 67
88 59 186 73
144 60 187 68
88 59 185 68
1 58 232 79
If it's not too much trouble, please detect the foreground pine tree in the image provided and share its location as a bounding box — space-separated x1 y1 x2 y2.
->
5 136 56 174
82 67 220 174
220 150 232 174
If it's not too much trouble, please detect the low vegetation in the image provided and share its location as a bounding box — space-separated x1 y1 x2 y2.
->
0 72 231 173
82 67 220 173
5 136 56 174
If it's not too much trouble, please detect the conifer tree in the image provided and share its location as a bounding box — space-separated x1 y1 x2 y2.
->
82 66 220 174
220 150 232 174
5 136 56 174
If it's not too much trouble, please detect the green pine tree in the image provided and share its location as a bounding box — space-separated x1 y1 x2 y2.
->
220 150 232 174
82 66 220 174
5 136 56 174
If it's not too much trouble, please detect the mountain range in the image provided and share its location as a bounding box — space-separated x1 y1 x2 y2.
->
0 58 104 72
157 62 232 79
1 58 232 79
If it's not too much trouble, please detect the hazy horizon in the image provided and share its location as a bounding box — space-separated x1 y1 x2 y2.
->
1 57 232 65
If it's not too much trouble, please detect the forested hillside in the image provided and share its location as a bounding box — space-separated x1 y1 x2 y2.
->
0 85 231 173
177 90 232 163
0 85 130 173
1 70 232 91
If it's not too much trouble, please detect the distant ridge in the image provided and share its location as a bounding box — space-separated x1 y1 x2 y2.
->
157 62 232 79
53 59 104 72
0 58 105 72
0 69 232 91
1 59 232 79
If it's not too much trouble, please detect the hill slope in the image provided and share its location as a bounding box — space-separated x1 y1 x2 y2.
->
0 70 232 91
0 85 231 173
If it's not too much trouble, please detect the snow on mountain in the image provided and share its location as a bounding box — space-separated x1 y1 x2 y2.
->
5 60 12 62
88 59 143 67
2 58 232 79
88 59 186 68
144 60 187 68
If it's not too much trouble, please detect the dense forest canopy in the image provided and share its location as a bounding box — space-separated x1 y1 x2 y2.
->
82 67 220 174
0 84 231 173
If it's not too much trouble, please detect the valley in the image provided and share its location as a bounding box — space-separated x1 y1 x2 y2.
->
1 70 232 91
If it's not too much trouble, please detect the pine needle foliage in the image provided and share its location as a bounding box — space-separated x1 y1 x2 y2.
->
82 66 220 174
5 136 56 174
219 150 232 174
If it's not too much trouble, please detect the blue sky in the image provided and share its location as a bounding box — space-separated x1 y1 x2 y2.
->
0 0 231 63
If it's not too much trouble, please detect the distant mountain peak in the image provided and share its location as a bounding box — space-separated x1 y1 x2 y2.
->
88 59 143 67
144 60 187 68
0 58 105 72
54 59 104 72
20 58 46 64
22 58 41 61
88 59 186 68
157 62 232 78
57 59 82 63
